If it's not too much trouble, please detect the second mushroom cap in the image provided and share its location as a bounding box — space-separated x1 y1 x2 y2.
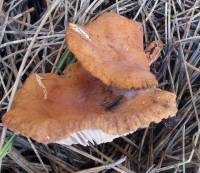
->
67 12 159 89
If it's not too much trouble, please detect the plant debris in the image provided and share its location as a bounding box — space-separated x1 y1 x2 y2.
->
1 0 200 172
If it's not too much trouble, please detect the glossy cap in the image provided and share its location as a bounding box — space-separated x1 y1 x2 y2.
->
3 63 177 145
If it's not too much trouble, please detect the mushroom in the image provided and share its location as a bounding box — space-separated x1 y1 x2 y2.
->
3 63 177 146
66 12 163 89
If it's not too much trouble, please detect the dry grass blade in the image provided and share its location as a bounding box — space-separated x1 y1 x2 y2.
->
27 138 49 173
75 156 127 173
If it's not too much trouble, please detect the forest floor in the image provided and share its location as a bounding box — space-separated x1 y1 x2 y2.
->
1 0 200 173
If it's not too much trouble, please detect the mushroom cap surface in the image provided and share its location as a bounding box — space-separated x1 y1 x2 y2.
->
3 63 177 145
67 12 158 89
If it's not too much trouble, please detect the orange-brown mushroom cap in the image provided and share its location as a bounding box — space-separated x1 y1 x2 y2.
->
3 63 177 145
66 12 158 89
